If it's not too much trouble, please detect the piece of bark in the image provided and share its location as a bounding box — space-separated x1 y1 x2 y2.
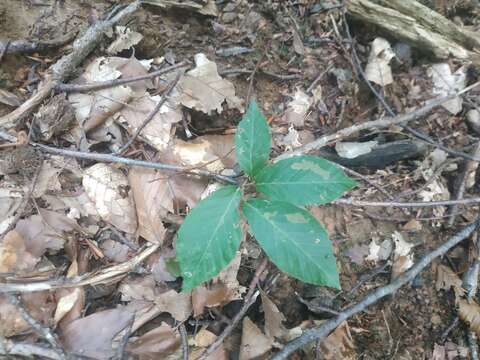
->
347 0 480 64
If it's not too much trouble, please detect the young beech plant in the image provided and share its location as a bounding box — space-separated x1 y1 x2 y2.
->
176 101 357 291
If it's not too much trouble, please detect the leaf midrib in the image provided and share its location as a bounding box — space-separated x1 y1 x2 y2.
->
186 189 240 284
245 201 337 286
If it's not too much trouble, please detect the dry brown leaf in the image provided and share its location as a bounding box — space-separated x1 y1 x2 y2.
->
213 251 246 301
435 264 465 297
128 167 170 243
260 290 287 339
119 276 192 321
458 299 480 335
193 328 217 347
285 90 311 127
83 163 137 234
192 285 229 317
172 134 236 172
364 37 394 86
318 321 355 360
142 0 218 16
107 26 143 55
177 53 243 114
0 230 38 273
239 316 273 360
127 323 180 359
0 292 55 337
190 345 227 360
100 239 130 262
33 159 62 197
60 306 134 359
54 288 85 328
15 208 74 257
117 93 182 151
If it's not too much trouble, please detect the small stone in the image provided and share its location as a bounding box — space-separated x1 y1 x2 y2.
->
222 12 237 23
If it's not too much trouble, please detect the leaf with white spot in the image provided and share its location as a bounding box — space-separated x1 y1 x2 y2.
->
83 164 137 234
243 199 340 288
255 155 357 206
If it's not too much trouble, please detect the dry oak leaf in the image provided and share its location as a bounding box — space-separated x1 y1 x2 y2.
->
260 290 287 339
177 53 243 114
128 167 169 244
436 264 464 296
60 306 134 359
239 316 273 360
127 323 181 359
83 163 137 234
318 321 355 360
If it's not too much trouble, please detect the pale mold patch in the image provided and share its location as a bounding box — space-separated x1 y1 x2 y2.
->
183 271 193 278
291 160 330 178
286 213 308 224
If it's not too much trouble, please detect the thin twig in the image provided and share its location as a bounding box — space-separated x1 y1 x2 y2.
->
115 71 183 155
272 218 480 359
0 339 64 360
447 142 480 226
5 293 66 359
274 81 480 161
117 315 135 360
55 62 188 93
246 56 264 105
335 197 480 208
0 1 141 128
0 32 78 56
0 161 43 241
30 143 237 185
178 322 189 360
197 258 269 360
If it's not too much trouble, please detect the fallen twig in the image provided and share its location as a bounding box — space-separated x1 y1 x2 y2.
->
6 293 66 359
335 197 480 208
178 322 189 360
0 1 141 128
447 142 480 226
275 81 480 161
55 61 188 94
31 143 237 185
0 32 78 56
0 339 64 360
197 258 269 360
272 218 480 359
0 243 159 293
115 71 183 155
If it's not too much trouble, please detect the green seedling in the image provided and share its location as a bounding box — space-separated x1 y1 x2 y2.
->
176 100 357 291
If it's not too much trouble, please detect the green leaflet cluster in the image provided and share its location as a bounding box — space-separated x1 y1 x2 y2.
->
176 101 357 291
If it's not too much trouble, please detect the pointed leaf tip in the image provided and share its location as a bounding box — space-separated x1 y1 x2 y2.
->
235 100 271 176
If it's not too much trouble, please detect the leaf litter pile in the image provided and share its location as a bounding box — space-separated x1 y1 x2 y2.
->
1 0 480 359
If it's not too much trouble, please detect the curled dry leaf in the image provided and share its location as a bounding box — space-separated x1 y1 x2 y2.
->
239 317 273 360
107 26 143 55
392 231 414 278
127 323 181 359
0 292 55 337
260 290 287 339
60 306 134 359
128 167 169 244
458 299 480 335
435 264 464 296
54 288 84 328
83 163 137 235
177 53 243 114
318 321 355 360
285 89 312 127
364 37 395 86
428 63 466 114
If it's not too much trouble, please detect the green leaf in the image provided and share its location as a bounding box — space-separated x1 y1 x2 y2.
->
235 100 271 176
243 199 340 288
176 186 243 291
255 155 357 206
